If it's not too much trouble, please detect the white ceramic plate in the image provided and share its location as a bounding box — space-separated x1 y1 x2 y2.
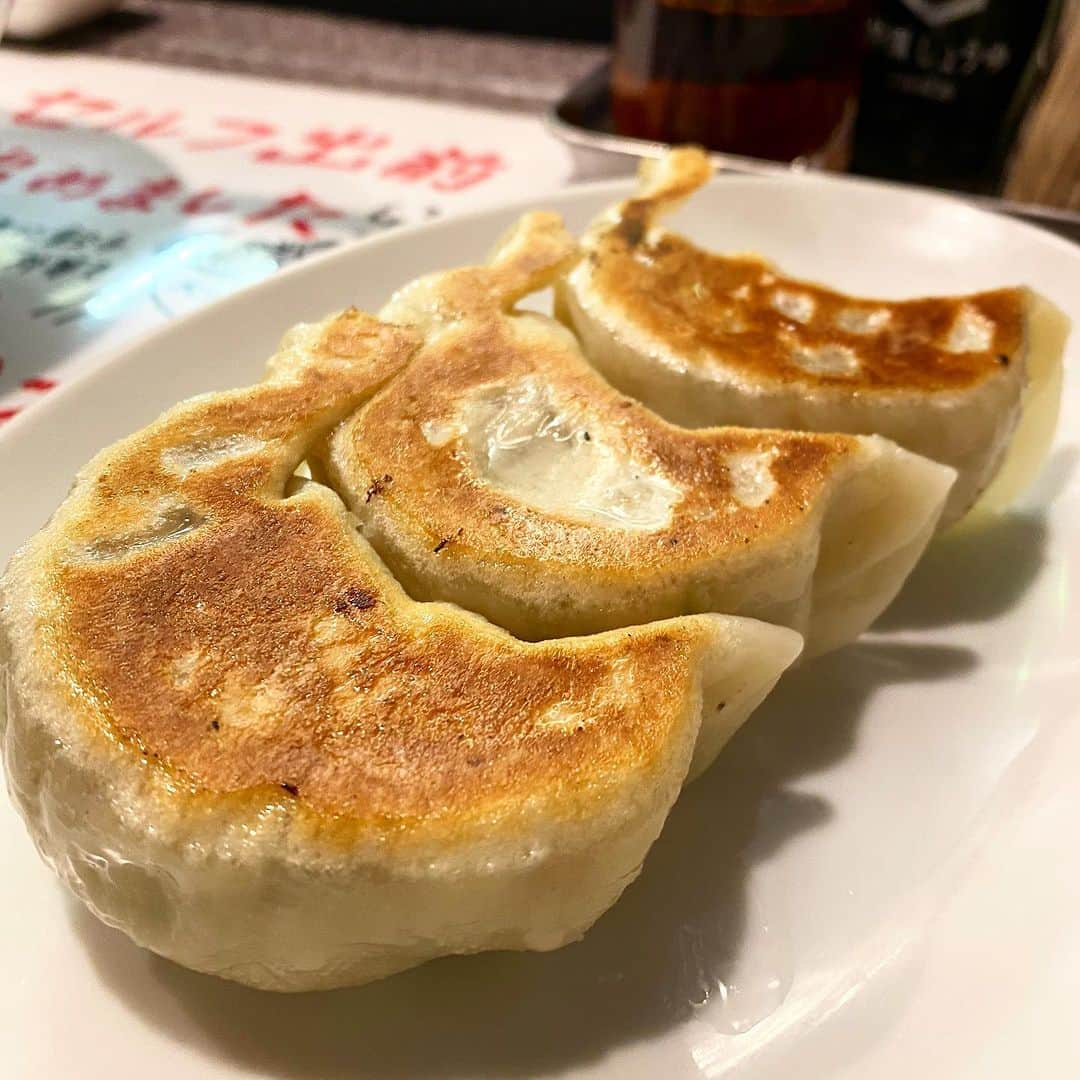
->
3 174 1079 1079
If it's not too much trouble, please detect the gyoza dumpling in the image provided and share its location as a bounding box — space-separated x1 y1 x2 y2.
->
0 309 800 992
558 147 1069 528
323 212 954 657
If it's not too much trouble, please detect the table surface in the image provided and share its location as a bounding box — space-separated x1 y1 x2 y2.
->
21 0 608 113
11 0 1079 211
14 0 633 183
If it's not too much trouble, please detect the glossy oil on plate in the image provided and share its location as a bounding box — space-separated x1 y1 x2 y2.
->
2 173 1079 1079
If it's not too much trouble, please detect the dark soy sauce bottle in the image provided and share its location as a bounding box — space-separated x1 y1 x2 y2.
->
852 0 1066 195
611 0 874 165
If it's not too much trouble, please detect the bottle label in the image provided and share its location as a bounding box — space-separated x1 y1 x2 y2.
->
853 0 1057 191
863 0 1048 105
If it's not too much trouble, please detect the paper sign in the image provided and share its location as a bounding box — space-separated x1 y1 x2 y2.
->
0 52 574 425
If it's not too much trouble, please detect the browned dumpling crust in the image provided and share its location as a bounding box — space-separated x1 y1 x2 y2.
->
1 305 799 991
559 147 1067 527
326 213 955 653
592 228 1025 393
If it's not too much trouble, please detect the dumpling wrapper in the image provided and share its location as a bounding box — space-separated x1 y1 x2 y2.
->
324 212 955 657
557 147 1069 528
0 310 800 992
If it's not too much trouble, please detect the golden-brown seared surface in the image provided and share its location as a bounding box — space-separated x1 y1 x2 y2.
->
337 212 859 576
586 147 1026 393
591 232 1024 392
36 310 709 833
346 313 857 572
54 503 702 827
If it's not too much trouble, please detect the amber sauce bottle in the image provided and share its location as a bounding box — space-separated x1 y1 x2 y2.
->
611 0 873 164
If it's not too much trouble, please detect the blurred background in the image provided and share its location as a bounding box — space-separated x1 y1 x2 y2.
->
4 0 1077 204
1 0 1076 424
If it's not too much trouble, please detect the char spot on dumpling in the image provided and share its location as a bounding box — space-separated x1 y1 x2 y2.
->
333 586 378 616
790 342 860 377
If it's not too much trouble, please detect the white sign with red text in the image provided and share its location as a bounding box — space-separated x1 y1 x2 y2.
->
0 52 573 425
